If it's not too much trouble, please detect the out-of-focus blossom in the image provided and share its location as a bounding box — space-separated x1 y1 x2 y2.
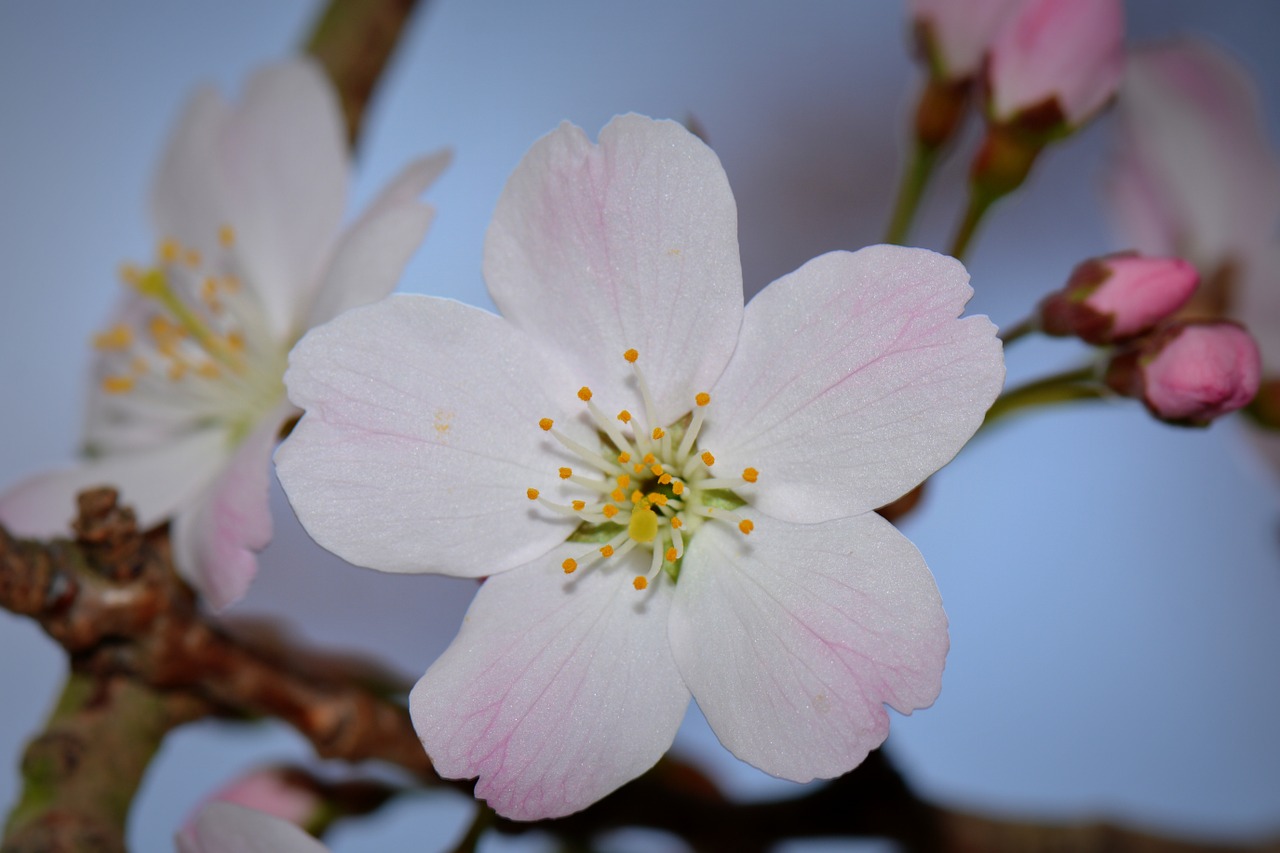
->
276 114 1005 820
1108 38 1280 368
987 0 1125 130
909 0 1029 83
177 802 329 853
177 768 323 848
1106 321 1261 426
0 59 448 609
1039 253 1199 344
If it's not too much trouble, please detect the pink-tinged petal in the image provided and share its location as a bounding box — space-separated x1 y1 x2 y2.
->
172 402 293 610
411 543 690 820
218 60 348 339
484 115 743 425
1234 244 1280 370
910 0 1029 81
988 0 1124 126
700 246 1003 522
178 802 329 853
305 150 453 328
1111 40 1280 268
669 512 948 783
151 86 234 256
276 295 588 578
0 428 228 537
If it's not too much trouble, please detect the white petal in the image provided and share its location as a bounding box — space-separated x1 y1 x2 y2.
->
305 150 453 328
0 429 228 536
411 543 690 820
484 115 743 425
701 246 1004 521
151 86 234 255
669 512 948 782
217 60 348 339
276 295 588 578
179 802 329 853
172 403 292 610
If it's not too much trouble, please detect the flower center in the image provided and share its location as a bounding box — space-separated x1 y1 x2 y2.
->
91 227 286 443
527 349 757 591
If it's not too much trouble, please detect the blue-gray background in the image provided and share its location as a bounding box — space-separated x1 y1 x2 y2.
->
1 2 1278 850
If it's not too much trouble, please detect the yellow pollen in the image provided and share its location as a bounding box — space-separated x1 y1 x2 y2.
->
633 463 645 474
650 464 664 477
196 362 220 380
118 263 142 286
558 467 572 479
672 481 685 495
218 225 236 247
226 331 245 352
617 474 631 488
665 547 678 562
602 504 619 519
695 392 711 407
538 417 554 431
92 324 133 350
658 473 672 484
633 576 648 591
223 275 241 292
168 362 188 381
652 427 665 440
617 410 632 423
102 375 135 394
600 545 615 558
159 239 180 264
571 500 586 511
183 248 202 268
642 453 656 465
618 451 631 463
670 517 684 529
577 386 593 402
743 467 759 483
649 493 668 506
130 356 148 375
611 488 625 502
739 519 755 535
701 451 716 467
624 348 639 363
562 558 577 574
526 488 539 500
630 490 644 504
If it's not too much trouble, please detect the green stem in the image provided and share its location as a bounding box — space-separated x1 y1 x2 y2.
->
998 316 1038 347
947 187 996 262
449 803 495 853
884 142 938 245
981 364 1105 432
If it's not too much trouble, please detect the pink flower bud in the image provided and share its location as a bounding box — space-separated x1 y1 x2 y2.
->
987 0 1125 129
910 0 1030 82
1106 321 1261 426
1039 253 1199 344
178 768 322 848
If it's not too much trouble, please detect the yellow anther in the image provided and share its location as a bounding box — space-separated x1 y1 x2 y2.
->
670 517 684 529
633 576 648 591
201 277 220 308
695 392 711 407
649 493 668 506
633 463 644 474
218 225 236 247
617 474 631 488
611 488 625 502
629 506 659 543
558 467 572 479
118 263 142 286
600 545 615 558
642 453 656 465
742 467 759 483
562 558 577 574
739 519 755 535
658 473 672 484
665 547 677 562
571 500 586 511
101 375 135 394
167 362 188 381
527 488 540 500
624 348 639 363
650 464 664 477
630 490 644 504
602 504 620 519
196 362 221 380
701 451 716 467
617 410 632 423
538 417 554 431
130 356 148 375
577 386 593 402
223 275 241 292
618 451 631 464
92 324 133 351
159 238 180 264
672 481 685 495
226 331 245 352
183 248 202 268
652 427 665 440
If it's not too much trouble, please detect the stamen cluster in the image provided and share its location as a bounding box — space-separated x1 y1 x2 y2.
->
527 349 757 591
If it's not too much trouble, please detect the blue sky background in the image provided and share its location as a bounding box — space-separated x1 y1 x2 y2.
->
1 2 1278 850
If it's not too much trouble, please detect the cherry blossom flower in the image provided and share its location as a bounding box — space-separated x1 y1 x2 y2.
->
275 115 1005 820
177 802 328 853
0 59 448 609
910 0 1029 83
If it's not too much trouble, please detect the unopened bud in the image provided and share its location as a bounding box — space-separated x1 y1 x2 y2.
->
1039 254 1198 344
177 768 323 848
910 0 1030 84
1105 321 1261 426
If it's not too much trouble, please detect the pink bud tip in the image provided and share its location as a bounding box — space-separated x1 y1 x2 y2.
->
1107 321 1262 426
1040 253 1199 344
177 768 322 846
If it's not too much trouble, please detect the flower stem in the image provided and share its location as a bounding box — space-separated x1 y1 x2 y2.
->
981 364 1105 431
999 316 1038 347
947 187 997 262
884 142 939 245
